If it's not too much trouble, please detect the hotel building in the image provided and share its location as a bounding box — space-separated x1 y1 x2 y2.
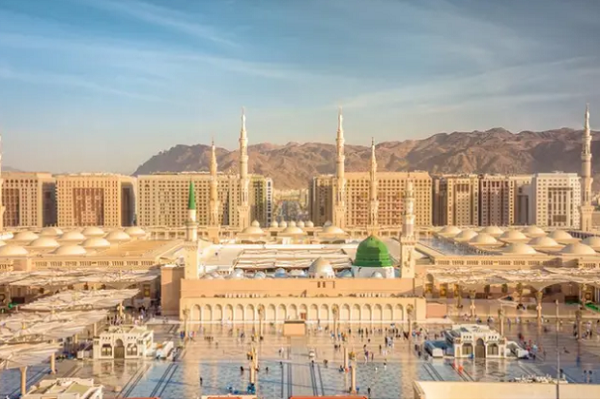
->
1 172 56 228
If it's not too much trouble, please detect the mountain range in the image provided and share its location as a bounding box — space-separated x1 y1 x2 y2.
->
133 128 599 190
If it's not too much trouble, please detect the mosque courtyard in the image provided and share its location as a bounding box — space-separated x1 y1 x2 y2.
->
2 314 600 399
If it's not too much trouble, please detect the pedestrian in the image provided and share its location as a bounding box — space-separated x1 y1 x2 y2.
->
368 387 372 398
199 377 203 386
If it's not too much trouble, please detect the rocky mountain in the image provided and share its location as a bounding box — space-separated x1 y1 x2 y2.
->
133 128 600 190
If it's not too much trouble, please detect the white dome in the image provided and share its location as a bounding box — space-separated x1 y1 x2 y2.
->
549 230 573 242
82 237 111 249
561 243 596 256
82 227 105 237
231 269 245 279
454 229 478 242
254 271 267 279
324 221 332 227
500 230 528 242
308 257 335 278
124 227 146 237
439 226 461 236
528 236 559 247
274 268 287 278
0 244 29 257
251 220 260 227
321 225 345 235
242 225 265 236
54 245 87 256
105 231 132 243
306 221 314 228
297 221 305 228
270 221 279 228
279 221 288 228
39 227 63 237
289 221 297 228
338 269 353 278
502 243 537 255
29 237 60 249
479 226 504 236
469 233 498 245
289 269 306 277
582 236 600 249
60 231 86 243
13 231 39 242
371 272 384 279
522 226 546 237
281 226 305 236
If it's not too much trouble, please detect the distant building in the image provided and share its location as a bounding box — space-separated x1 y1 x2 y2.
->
478 174 533 227
93 325 153 360
433 174 479 226
55 173 135 227
530 172 581 228
1 172 56 228
23 378 103 399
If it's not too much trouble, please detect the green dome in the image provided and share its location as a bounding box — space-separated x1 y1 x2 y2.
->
354 235 393 267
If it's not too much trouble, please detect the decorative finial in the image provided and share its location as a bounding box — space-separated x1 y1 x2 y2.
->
211 135 215 147
371 137 375 147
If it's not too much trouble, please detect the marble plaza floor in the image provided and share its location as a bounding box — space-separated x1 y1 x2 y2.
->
4 320 600 399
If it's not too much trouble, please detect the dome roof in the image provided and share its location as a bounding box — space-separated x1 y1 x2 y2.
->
82 227 105 237
321 225 345 235
279 221 288 228
105 231 131 243
251 220 260 227
289 221 297 228
39 227 63 237
560 243 596 256
528 236 560 247
270 221 279 228
29 237 60 249
274 268 287 278
480 226 504 236
54 245 87 256
60 231 86 242
306 221 314 228
124 227 146 237
500 230 528 242
469 233 498 245
281 226 305 235
439 226 461 236
522 226 546 237
297 221 305 228
254 271 267 279
354 236 393 268
454 229 478 242
0 244 29 257
502 243 537 255
13 231 39 242
549 230 573 241
242 225 265 236
371 272 384 279
582 236 600 249
289 269 306 277
308 257 335 278
82 237 111 249
338 269 353 278
231 269 245 279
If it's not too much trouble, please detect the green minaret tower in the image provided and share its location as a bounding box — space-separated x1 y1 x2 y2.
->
188 181 196 210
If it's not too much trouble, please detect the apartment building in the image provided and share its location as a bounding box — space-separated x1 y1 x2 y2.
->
530 172 581 229
136 173 273 227
56 173 135 227
509 175 533 225
433 174 479 226
309 171 432 228
1 172 56 228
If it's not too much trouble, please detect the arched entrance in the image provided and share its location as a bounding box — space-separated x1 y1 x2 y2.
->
114 339 125 359
462 343 473 357
475 339 486 358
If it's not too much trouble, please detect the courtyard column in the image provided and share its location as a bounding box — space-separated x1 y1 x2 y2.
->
469 290 476 320
497 308 505 337
343 346 349 369
93 322 97 337
183 307 190 340
555 299 560 331
576 309 583 341
350 365 357 394
407 308 412 343
249 361 256 385
20 366 27 397
455 285 462 310
50 340 57 374
536 291 543 325
580 284 588 304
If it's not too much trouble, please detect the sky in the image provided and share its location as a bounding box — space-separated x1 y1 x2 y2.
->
0 0 599 174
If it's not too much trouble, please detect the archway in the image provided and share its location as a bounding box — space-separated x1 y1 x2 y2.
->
246 304 255 322
320 304 330 321
214 305 223 322
114 339 125 359
488 343 499 356
235 304 244 323
204 305 213 322
394 304 404 321
383 304 393 321
352 304 361 322
340 304 350 322
309 304 318 321
289 304 298 320
475 339 486 358
266 304 276 321
462 343 473 357
362 305 372 322
373 304 383 322
224 304 233 323
299 304 308 320
277 304 287 322
193 305 202 321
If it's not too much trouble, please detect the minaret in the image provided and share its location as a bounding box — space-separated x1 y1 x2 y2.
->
238 108 251 229
333 107 347 228
209 138 220 227
368 137 379 231
400 179 417 278
580 104 594 232
185 180 198 242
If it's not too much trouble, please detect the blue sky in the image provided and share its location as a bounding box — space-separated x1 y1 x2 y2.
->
0 0 599 173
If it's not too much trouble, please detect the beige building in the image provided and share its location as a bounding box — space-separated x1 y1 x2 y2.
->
530 172 581 228
2 172 56 228
479 174 533 227
509 174 533 225
433 174 479 226
137 173 272 228
56 174 135 228
309 172 432 228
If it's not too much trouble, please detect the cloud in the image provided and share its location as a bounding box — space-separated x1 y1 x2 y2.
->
74 0 236 47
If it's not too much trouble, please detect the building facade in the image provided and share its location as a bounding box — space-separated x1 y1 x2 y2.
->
56 174 135 227
530 172 581 229
433 174 479 226
1 172 56 228
136 173 273 228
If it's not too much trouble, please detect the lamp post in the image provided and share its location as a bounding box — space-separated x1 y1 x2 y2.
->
555 299 560 399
